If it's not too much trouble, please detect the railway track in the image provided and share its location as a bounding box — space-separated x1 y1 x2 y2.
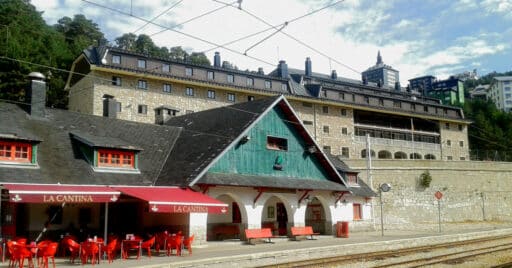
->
258 234 512 267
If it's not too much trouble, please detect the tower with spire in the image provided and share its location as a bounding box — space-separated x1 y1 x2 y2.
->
362 50 400 90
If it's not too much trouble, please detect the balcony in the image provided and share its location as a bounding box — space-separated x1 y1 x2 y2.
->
354 136 441 151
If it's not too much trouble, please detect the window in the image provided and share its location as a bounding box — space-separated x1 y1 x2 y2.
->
116 102 122 113
138 105 147 114
0 141 32 163
323 125 330 134
303 102 313 108
246 77 254 86
445 123 450 129
424 106 429 112
459 141 464 147
342 127 348 135
97 149 134 168
322 90 327 98
460 157 466 160
267 136 287 151
185 87 194 96
393 101 401 108
339 92 345 100
341 147 349 158
303 120 313 125
379 98 384 106
227 93 235 102
458 124 463 131
411 103 416 110
353 203 362 220
163 84 171 93
137 59 146 69
323 146 331 154
447 156 453 160
347 174 357 185
227 74 234 83
265 80 272 89
322 106 329 113
112 76 121 86
162 63 170 72
364 96 369 104
446 140 451 146
185 67 193 76
341 109 347 116
248 96 255 101
137 80 147 90
112 55 121 64
207 71 214 80
207 90 216 99
281 83 287 91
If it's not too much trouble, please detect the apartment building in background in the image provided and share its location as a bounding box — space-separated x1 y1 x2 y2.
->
488 76 512 112
66 46 470 161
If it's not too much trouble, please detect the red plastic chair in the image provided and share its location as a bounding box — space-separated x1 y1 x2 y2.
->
7 241 17 268
166 234 183 256
154 232 167 254
183 235 195 255
39 242 58 268
139 236 155 258
36 240 51 267
11 244 34 268
80 241 99 265
104 239 118 263
65 239 81 264
59 235 77 257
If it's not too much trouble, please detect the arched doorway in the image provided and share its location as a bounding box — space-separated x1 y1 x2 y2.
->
394 151 407 159
207 194 245 241
378 150 392 159
305 197 327 234
262 196 289 236
361 149 376 158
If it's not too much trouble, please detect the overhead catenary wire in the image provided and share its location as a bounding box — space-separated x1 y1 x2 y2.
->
81 0 275 67
149 1 238 38
132 0 184 34
211 0 361 75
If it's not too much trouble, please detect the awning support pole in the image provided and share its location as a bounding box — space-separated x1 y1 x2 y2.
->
103 202 109 248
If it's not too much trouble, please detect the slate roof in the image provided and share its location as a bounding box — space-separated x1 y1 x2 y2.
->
0 102 180 186
202 172 348 191
157 95 349 192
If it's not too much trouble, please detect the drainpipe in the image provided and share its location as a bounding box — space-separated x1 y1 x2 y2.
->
313 104 317 140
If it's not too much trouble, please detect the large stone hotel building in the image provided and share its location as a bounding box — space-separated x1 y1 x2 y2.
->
66 46 470 161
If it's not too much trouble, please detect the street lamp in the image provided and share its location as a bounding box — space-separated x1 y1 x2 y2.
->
379 183 391 236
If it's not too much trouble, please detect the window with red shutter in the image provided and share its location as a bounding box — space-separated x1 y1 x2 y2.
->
97 149 134 168
0 141 32 163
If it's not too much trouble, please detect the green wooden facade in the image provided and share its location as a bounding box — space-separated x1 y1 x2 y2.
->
209 106 330 180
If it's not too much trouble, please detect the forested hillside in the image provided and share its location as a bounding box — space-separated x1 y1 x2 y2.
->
0 0 209 109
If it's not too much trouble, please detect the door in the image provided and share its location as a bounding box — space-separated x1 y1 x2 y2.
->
276 203 287 236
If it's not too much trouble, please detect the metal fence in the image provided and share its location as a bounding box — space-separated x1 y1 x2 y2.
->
469 150 512 162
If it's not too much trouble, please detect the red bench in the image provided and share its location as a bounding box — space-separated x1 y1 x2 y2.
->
244 228 276 244
291 226 320 240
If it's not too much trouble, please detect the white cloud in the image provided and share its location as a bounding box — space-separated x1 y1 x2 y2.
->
481 0 512 15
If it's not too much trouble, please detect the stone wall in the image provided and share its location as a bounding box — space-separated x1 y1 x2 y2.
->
344 159 512 230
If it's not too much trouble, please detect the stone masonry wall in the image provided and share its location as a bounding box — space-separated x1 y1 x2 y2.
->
344 159 512 230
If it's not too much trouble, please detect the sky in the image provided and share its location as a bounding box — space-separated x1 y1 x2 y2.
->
31 0 512 84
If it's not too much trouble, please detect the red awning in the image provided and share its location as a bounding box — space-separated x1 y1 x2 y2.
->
2 184 120 203
112 186 228 214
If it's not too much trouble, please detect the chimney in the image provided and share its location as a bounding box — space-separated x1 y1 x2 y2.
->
362 74 368 85
27 72 46 118
305 57 312 76
155 106 179 125
257 67 264 75
214 52 221 67
278 60 288 79
331 70 337 80
102 94 117 119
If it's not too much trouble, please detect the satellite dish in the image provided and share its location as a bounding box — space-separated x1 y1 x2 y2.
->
101 58 107 64
380 183 391 192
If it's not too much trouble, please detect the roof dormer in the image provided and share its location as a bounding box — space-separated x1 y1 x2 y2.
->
70 131 142 174
0 134 41 168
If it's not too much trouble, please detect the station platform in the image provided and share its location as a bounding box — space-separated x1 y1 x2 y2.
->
4 222 512 268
